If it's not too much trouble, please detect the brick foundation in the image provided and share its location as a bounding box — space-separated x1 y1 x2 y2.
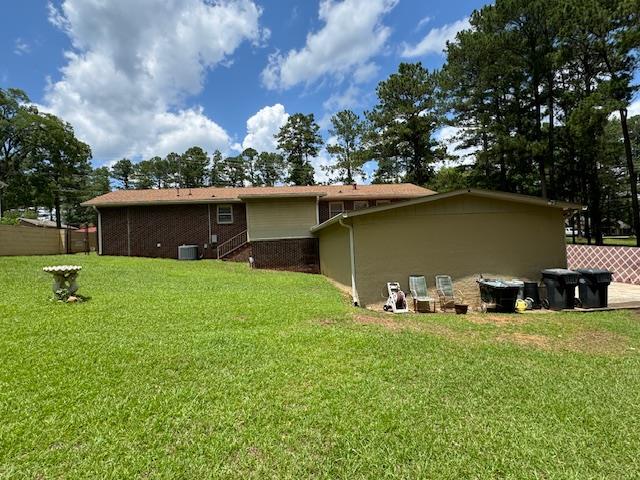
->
251 238 320 273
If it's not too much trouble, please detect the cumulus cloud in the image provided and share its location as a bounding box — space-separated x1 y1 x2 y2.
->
434 125 477 167
43 0 266 162
261 0 397 90
241 104 289 152
401 17 470 57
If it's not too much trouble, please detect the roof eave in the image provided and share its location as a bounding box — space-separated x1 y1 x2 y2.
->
81 198 243 208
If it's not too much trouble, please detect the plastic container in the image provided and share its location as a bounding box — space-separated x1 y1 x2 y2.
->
576 268 613 309
541 269 580 310
477 279 521 313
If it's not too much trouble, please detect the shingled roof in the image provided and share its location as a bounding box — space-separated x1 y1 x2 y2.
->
82 184 435 207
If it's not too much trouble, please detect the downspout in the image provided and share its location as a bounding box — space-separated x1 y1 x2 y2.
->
94 206 102 255
338 217 359 306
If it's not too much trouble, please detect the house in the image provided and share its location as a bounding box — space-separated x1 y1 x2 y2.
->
82 186 580 308
311 189 580 307
81 184 432 272
18 217 77 230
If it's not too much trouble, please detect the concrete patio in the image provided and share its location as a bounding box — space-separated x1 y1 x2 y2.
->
604 282 640 310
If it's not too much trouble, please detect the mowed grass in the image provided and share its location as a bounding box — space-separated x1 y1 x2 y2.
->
1 256 640 478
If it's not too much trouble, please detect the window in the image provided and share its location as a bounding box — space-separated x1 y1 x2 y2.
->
328 201 344 218
217 204 233 224
376 200 391 206
353 200 369 210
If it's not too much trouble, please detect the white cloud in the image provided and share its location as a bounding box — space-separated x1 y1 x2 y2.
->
241 104 289 152
434 125 477 167
261 0 397 90
629 99 640 117
43 0 266 161
14 38 31 56
415 16 432 31
401 17 470 57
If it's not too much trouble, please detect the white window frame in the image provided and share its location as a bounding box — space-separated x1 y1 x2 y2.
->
216 204 234 224
376 200 391 206
353 200 369 210
329 201 345 218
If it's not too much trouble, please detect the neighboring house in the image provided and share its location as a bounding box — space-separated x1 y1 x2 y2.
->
18 217 76 230
81 184 432 272
312 189 581 307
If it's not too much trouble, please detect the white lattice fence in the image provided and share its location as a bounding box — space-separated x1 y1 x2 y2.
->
567 244 640 285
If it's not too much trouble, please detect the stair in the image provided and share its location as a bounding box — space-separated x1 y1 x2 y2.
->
217 230 248 259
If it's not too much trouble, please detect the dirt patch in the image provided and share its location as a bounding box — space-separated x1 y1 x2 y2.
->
352 314 473 342
467 314 532 326
497 330 632 355
497 333 553 349
564 330 630 355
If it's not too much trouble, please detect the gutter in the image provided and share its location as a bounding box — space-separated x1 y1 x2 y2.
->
338 217 359 307
94 206 103 255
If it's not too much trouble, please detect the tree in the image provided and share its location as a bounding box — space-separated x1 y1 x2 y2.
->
0 88 38 210
64 166 111 225
241 148 261 186
133 159 156 189
367 63 442 185
324 110 367 184
110 158 134 189
255 152 285 186
426 166 469 192
27 112 92 228
165 152 182 188
209 150 227 187
181 146 209 188
275 113 322 185
223 155 246 187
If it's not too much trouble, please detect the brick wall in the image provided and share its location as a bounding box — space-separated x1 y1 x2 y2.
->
99 203 247 259
251 238 320 273
318 198 403 223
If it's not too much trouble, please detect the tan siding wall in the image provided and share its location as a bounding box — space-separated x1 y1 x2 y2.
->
318 222 351 289
349 195 567 308
246 197 318 240
0 225 65 256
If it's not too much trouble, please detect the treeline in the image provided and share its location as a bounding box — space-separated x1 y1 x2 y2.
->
1 0 639 244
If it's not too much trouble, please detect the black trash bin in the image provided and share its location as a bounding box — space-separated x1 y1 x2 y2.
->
523 281 541 309
576 268 613 308
541 269 580 310
477 279 521 312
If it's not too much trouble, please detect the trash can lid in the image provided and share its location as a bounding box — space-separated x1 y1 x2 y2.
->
575 268 612 275
541 268 577 276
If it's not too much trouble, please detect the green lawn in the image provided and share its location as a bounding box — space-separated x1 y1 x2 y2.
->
1 255 640 478
567 236 638 247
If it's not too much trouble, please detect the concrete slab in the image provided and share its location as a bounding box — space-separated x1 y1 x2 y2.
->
605 282 640 309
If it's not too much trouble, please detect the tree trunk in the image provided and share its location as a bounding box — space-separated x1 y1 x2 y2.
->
619 108 640 246
533 80 547 198
54 191 62 229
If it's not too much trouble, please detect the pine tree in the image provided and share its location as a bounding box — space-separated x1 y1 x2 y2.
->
275 113 322 185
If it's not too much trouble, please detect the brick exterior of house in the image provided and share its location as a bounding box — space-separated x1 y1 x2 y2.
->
100 203 246 259
98 196 409 271
318 199 401 223
251 238 320 273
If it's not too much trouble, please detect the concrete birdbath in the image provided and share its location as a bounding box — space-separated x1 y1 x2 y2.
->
42 265 82 300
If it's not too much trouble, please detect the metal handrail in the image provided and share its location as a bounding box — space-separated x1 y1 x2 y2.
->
216 230 248 258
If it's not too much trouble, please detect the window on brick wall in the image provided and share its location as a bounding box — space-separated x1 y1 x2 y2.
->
353 200 369 210
217 204 233 224
329 201 344 217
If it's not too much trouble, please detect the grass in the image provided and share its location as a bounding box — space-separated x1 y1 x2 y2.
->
567 235 638 247
1 255 640 478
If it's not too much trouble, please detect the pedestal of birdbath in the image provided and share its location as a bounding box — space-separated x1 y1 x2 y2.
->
42 265 82 297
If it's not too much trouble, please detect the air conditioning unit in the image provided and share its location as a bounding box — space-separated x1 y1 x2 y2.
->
178 244 199 260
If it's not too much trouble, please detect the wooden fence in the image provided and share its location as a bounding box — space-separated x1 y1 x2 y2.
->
0 225 98 256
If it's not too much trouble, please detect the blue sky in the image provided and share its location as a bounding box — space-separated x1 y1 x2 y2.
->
1 0 488 181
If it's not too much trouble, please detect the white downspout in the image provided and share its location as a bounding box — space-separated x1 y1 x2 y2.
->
339 217 359 306
95 207 103 255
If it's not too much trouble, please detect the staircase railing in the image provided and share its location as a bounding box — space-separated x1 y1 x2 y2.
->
216 230 248 259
